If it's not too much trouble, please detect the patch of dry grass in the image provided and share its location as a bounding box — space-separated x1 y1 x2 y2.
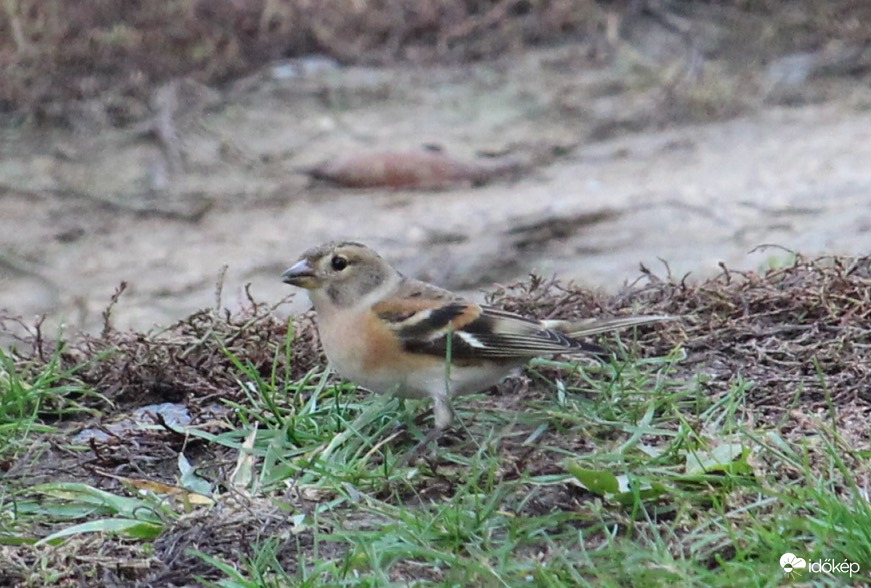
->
1 254 870 585
492 252 871 409
1 0 868 123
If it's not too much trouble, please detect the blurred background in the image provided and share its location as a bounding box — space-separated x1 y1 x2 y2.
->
0 0 869 335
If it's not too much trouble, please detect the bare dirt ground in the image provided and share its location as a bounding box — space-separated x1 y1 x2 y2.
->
1 4 870 339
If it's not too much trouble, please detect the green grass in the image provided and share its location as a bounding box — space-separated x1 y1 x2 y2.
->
1 330 869 586
0 345 103 460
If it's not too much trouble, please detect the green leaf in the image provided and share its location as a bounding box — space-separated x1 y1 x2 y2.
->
33 483 162 521
611 477 670 506
684 443 751 476
0 535 38 546
36 518 163 545
565 463 620 495
178 453 213 496
566 463 671 505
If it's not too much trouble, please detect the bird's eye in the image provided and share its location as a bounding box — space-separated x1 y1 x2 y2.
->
331 255 348 271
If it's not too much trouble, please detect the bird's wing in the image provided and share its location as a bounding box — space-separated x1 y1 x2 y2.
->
372 282 598 360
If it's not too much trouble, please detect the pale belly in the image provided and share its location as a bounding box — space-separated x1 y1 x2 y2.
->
332 358 519 401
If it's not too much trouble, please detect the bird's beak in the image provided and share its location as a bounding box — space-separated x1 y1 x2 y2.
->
281 259 319 288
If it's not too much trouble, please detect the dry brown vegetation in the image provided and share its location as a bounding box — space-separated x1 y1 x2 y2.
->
1 255 869 584
1 0 869 123
8 252 870 424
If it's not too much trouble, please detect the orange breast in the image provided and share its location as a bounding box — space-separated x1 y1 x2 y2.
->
318 306 431 387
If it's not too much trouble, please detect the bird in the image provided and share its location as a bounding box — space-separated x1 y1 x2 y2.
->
282 241 670 461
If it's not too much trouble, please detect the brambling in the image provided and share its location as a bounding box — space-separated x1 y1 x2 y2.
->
282 241 670 460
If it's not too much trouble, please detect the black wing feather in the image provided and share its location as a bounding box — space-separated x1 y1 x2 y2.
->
394 302 468 340
400 307 603 360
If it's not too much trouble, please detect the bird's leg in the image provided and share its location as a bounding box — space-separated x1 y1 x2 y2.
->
397 396 454 466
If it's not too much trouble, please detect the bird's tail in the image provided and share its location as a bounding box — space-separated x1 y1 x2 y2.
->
544 315 673 339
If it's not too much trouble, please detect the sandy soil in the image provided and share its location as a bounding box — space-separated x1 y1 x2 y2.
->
1 38 870 339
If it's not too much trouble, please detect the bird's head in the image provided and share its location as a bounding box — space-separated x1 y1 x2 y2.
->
282 241 398 307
